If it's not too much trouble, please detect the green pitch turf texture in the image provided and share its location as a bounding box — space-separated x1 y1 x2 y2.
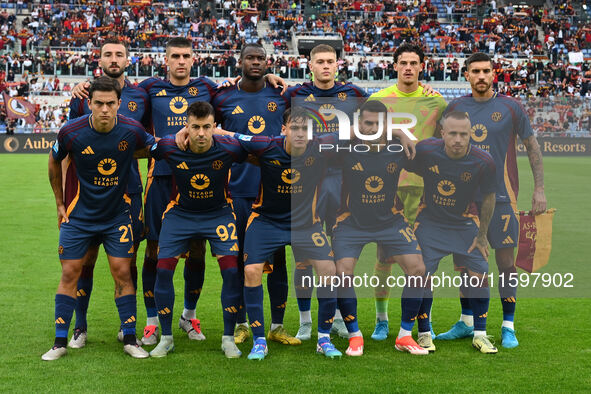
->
0 154 589 393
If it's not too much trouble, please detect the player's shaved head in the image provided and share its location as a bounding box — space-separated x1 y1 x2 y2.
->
89 76 122 100
240 43 266 59
187 101 215 120
166 37 192 54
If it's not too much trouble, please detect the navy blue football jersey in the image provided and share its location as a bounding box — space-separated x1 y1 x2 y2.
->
406 138 496 224
444 93 533 205
139 76 218 176
52 114 155 222
212 83 288 198
69 79 149 194
337 143 409 230
234 133 336 228
150 134 247 212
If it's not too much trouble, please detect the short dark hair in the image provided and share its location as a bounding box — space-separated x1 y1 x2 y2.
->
187 101 215 120
100 37 129 57
283 107 311 125
440 110 470 127
89 76 121 100
465 52 492 70
359 100 387 117
310 44 336 59
240 43 266 59
166 37 192 53
393 43 424 63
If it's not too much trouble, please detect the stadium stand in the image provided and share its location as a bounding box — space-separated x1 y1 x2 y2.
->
0 0 590 136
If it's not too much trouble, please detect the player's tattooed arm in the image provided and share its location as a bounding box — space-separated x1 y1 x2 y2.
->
468 192 495 260
48 153 68 229
522 135 547 214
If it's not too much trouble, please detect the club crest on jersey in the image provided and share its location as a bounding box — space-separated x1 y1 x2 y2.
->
128 101 137 112
461 172 472 182
387 162 398 174
169 96 188 115
267 101 278 112
471 124 488 142
248 115 265 134
97 158 117 175
118 141 128 151
190 174 210 190
305 156 315 167
365 176 384 193
491 112 502 122
188 87 199 96
281 169 301 184
437 180 456 196
337 92 347 101
212 160 224 170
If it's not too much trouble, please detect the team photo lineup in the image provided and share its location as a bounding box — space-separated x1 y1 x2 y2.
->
42 34 548 362
4 2 590 390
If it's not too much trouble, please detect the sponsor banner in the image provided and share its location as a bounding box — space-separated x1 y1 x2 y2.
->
0 134 57 153
516 137 591 156
0 134 589 156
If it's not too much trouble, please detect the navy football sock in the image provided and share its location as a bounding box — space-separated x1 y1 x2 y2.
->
295 262 314 312
337 280 358 333
184 256 205 311
400 278 424 332
74 265 94 330
142 257 158 319
55 294 77 341
115 294 137 340
267 251 288 324
244 285 265 338
154 261 176 336
417 288 433 333
317 284 336 335
219 256 240 336
499 266 517 322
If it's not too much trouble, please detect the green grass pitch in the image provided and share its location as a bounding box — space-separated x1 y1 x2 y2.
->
0 154 589 392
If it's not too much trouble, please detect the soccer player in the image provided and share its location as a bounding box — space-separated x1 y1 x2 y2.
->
138 37 220 344
408 111 498 354
437 52 546 348
65 38 150 348
367 44 447 341
332 100 428 356
211 43 295 346
149 102 244 358
216 107 343 360
44 77 154 360
286 44 369 340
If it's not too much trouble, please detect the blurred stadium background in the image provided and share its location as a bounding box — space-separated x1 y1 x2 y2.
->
0 0 590 142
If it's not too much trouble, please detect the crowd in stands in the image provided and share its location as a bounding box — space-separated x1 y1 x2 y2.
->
1 0 591 135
